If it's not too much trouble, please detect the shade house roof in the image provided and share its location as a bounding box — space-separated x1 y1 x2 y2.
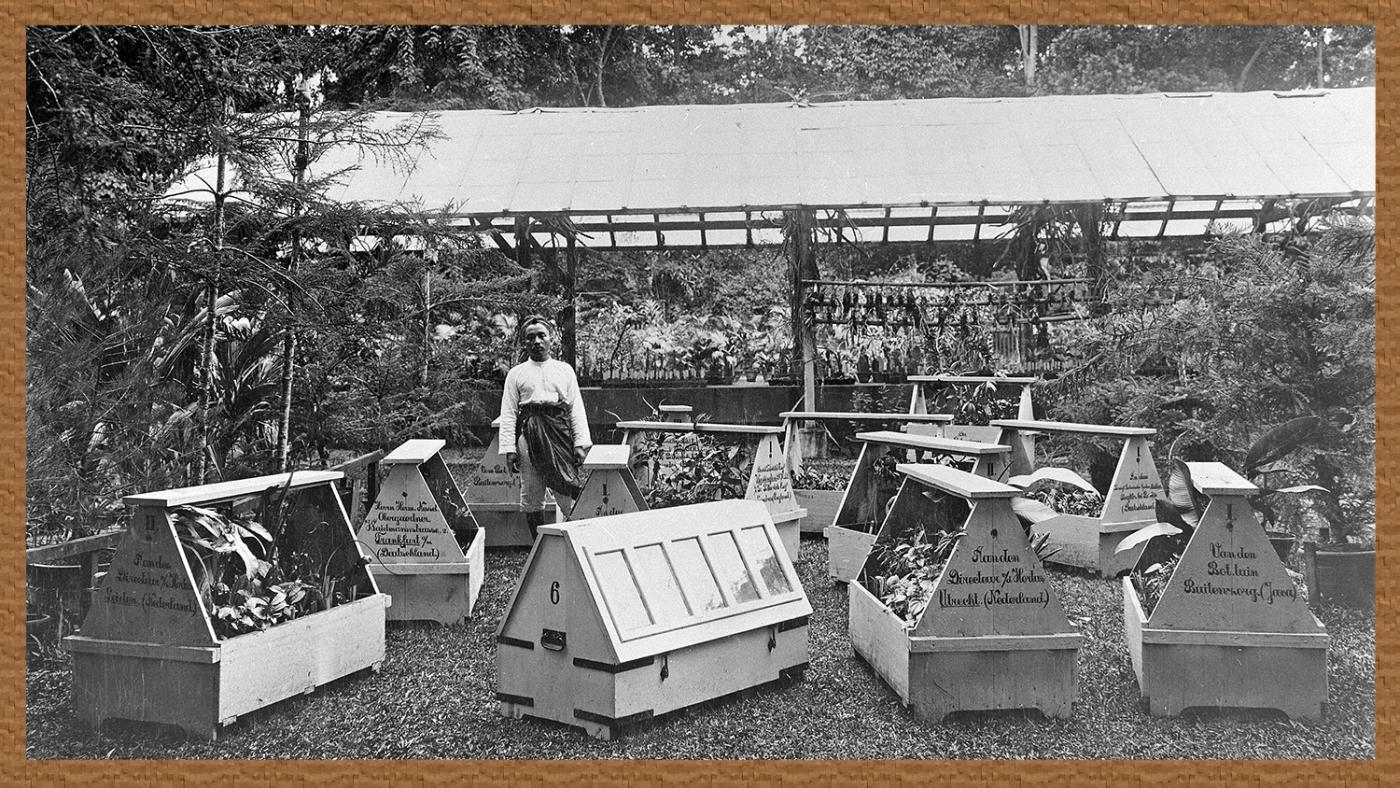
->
167 88 1374 249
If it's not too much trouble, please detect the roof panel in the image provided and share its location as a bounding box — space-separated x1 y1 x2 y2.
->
168 89 1373 221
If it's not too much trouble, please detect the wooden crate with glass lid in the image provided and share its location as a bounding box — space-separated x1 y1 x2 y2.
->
356 439 484 625
495 500 812 740
849 464 1082 722
1123 462 1328 719
65 471 389 740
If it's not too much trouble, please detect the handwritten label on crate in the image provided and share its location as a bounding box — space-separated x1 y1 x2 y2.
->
1148 496 1320 633
360 466 465 564
918 501 1072 637
745 434 799 515
79 506 213 645
571 472 645 520
1102 436 1163 522
465 432 520 504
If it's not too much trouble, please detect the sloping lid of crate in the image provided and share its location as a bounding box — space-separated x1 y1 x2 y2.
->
855 430 1009 455
617 420 784 435
990 419 1155 436
659 404 693 413
550 500 812 662
582 445 631 470
780 411 953 422
123 470 344 508
381 439 447 465
1182 461 1259 496
896 463 1019 499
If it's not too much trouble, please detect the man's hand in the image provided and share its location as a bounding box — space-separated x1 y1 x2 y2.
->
504 452 520 474
574 446 590 465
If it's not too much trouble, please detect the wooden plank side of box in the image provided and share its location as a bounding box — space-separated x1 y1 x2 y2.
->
609 623 809 722
1122 578 1148 688
908 647 1077 721
371 569 470 625
826 524 879 583
1137 638 1328 720
70 650 220 739
216 594 388 723
848 581 911 704
1029 513 1105 574
794 489 844 534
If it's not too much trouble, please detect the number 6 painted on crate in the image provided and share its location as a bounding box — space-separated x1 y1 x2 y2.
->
550 581 560 605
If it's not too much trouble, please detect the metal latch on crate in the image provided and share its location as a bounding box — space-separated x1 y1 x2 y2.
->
541 629 567 651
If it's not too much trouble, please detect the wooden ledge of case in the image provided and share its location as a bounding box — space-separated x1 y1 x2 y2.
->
990 419 1155 437
65 636 221 663
381 439 447 465
908 375 1037 385
1182 461 1259 496
123 470 344 508
895 463 1019 498
367 561 476 574
582 445 631 469
780 411 953 422
855 430 1009 455
908 632 1082 653
616 421 783 435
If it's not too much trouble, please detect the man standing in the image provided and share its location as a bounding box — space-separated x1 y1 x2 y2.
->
497 315 592 539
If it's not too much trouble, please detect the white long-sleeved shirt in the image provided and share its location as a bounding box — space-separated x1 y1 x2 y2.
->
497 358 592 453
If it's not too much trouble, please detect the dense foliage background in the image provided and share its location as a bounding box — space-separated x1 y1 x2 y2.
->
25 25 1375 544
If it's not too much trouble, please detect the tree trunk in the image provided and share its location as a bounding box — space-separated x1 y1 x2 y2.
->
194 145 228 485
595 26 615 108
276 91 310 472
419 266 432 387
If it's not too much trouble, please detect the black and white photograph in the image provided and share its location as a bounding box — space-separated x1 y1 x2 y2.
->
24 24 1376 761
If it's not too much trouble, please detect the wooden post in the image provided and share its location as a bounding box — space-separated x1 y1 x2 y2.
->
788 210 819 412
563 232 579 367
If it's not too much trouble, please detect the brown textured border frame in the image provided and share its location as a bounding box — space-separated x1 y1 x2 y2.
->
2 2 1390 785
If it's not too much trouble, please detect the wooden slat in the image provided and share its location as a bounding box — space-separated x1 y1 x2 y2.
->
380 439 446 465
658 405 693 414
908 632 1082 653
854 430 1008 455
27 530 125 564
990 419 1155 437
614 420 783 435
894 463 1019 499
329 449 386 476
582 445 631 470
64 636 221 664
908 375 1037 384
779 411 953 422
1183 461 1258 495
122 471 344 508
1140 627 1329 649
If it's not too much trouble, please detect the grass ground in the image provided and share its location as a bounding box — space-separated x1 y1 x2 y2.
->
26 533 1374 760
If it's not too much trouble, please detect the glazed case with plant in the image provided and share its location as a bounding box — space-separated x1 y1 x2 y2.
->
779 410 953 534
849 463 1081 722
65 471 389 740
357 439 484 625
825 430 1010 582
495 500 811 740
907 375 1036 443
993 419 1165 577
1122 462 1328 719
